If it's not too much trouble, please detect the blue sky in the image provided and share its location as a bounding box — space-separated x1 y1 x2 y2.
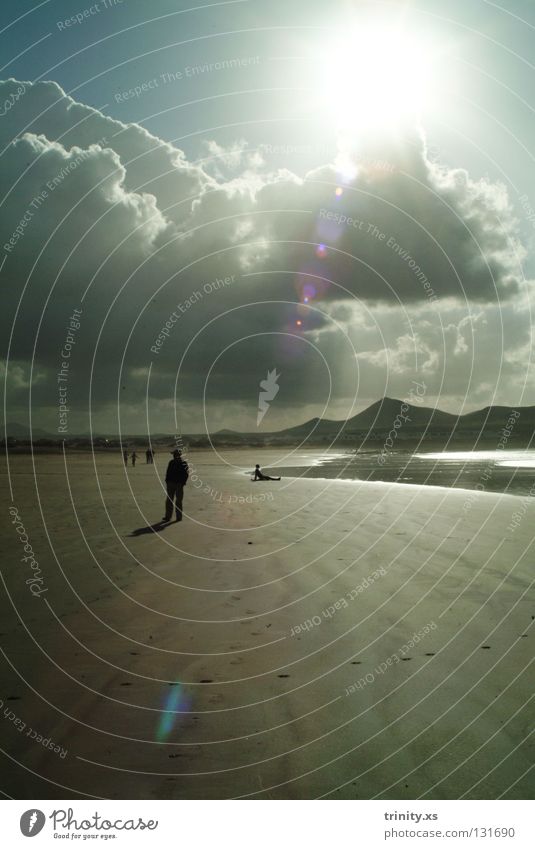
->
4 0 534 196
4 0 535 199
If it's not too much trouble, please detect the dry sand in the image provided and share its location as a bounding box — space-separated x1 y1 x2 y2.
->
1 449 533 799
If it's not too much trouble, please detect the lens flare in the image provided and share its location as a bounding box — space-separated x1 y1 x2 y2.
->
296 265 329 301
155 682 192 742
303 283 316 302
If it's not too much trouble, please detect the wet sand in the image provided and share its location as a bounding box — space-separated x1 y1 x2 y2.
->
1 449 533 799
277 448 535 496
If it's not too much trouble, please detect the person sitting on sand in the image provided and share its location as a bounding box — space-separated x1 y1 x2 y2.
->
252 464 281 482
162 449 189 522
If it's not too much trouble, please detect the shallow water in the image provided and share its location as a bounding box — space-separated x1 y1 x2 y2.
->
275 449 535 496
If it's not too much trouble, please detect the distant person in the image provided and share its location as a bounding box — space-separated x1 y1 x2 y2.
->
123 450 128 466
162 449 189 522
150 449 155 464
131 451 137 467
252 464 281 481
146 448 151 464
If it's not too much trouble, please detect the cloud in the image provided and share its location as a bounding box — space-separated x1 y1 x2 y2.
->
0 78 531 431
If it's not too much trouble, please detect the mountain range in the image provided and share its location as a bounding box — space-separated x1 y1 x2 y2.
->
3 397 533 444
267 397 532 439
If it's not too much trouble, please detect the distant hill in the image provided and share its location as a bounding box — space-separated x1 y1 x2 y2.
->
3 421 54 439
272 417 344 438
236 397 535 445
343 396 459 430
3 399 534 447
458 404 535 426
267 397 463 439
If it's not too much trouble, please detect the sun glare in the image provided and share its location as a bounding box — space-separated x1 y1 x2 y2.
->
319 21 434 142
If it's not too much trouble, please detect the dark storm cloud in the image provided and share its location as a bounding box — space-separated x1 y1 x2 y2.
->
0 79 530 429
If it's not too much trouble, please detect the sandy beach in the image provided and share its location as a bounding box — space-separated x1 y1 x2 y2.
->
1 449 533 799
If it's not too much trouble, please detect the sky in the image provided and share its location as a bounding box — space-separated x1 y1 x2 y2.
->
1 0 535 435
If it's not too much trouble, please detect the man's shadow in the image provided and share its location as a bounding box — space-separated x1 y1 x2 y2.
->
128 520 173 537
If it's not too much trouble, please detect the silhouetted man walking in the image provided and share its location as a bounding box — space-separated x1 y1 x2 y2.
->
162 449 189 522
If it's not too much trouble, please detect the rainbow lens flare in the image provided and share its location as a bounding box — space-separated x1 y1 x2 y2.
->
302 283 316 302
155 682 192 742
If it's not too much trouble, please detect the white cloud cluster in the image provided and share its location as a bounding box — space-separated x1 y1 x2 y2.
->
0 78 531 432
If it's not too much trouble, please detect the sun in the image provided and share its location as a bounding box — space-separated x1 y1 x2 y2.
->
318 20 434 142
